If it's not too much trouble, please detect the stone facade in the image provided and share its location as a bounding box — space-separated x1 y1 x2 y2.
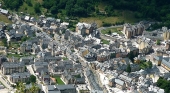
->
123 23 144 39
9 72 30 83
1 62 25 75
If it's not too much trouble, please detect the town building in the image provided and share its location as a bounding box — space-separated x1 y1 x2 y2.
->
123 23 144 39
76 22 97 37
44 85 76 93
9 72 30 83
162 26 170 41
1 62 25 75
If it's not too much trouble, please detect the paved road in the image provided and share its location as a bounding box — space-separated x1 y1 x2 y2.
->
26 65 41 84
0 75 13 90
97 25 123 40
74 50 104 92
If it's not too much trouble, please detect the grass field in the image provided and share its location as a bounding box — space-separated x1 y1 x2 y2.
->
139 62 150 69
55 76 65 85
80 10 138 27
101 27 123 35
18 2 35 15
0 41 4 46
0 15 12 23
62 57 68 60
18 0 45 17
7 53 23 58
101 39 110 44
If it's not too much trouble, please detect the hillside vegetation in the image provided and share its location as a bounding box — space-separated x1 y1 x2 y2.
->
2 0 170 27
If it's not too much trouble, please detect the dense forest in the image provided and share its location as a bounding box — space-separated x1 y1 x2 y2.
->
2 0 170 26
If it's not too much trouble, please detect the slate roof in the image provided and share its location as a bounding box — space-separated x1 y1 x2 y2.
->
10 72 30 78
154 56 163 61
2 62 25 68
55 84 76 90
115 79 125 86
162 57 170 68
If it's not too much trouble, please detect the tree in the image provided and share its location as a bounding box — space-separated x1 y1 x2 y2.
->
25 0 32 6
156 39 161 45
2 38 7 47
21 36 30 42
30 75 36 83
50 6 58 14
108 30 112 35
157 77 170 93
126 64 131 73
29 83 39 93
128 51 135 62
34 3 41 14
16 82 26 93
148 61 153 68
110 53 116 58
4 0 23 10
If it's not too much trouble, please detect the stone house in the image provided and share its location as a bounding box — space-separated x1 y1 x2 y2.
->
1 62 25 75
153 56 163 66
123 23 144 39
109 78 126 90
96 49 110 62
20 56 34 65
9 72 30 83
136 36 153 54
44 84 76 93
161 57 170 71
78 47 89 57
61 70 85 84
33 62 48 72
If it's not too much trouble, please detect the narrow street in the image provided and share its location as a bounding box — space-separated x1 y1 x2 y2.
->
74 50 105 92
97 25 123 41
26 65 41 84
0 75 13 91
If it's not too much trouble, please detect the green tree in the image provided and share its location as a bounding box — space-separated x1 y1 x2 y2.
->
50 6 58 14
156 39 161 45
108 30 112 35
34 3 41 14
157 77 170 93
16 82 26 93
128 51 135 62
30 75 36 83
4 0 23 10
25 0 32 6
2 38 7 47
29 83 39 93
126 64 131 73
21 36 30 42
148 61 152 68
110 53 116 58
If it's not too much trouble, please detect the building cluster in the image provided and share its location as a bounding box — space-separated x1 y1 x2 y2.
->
1 61 30 83
162 26 170 41
123 23 144 39
0 11 169 93
76 22 99 37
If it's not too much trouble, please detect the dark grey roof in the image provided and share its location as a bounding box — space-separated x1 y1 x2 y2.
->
47 85 56 91
34 62 48 66
10 72 30 78
2 62 25 68
162 57 170 68
36 67 48 73
154 56 163 61
43 75 50 78
49 91 61 93
115 79 124 86
55 84 75 90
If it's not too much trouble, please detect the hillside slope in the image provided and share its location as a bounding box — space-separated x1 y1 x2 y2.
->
2 0 170 27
